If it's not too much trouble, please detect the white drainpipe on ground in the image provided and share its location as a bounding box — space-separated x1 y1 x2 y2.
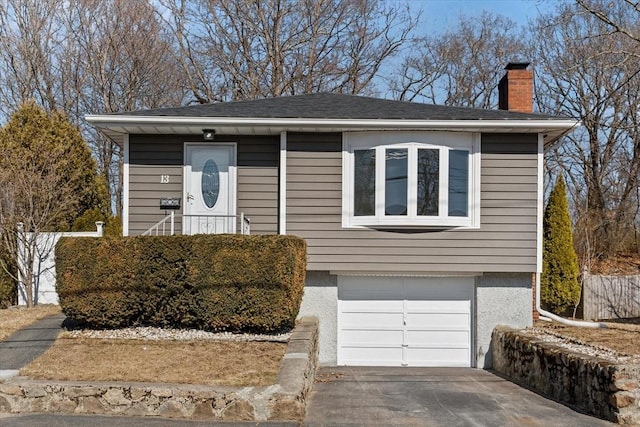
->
535 273 608 328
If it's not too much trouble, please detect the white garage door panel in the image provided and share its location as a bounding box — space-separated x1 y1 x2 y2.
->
406 330 470 346
338 276 473 367
340 347 403 366
406 348 470 366
407 300 469 311
340 312 403 329
408 312 470 328
340 329 403 346
343 300 403 311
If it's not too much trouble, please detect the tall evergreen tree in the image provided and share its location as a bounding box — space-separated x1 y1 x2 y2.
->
541 175 581 313
0 100 108 306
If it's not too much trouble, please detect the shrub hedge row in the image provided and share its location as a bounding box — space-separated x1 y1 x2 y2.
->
55 234 306 332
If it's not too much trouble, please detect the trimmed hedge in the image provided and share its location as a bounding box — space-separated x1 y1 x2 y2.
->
55 234 306 332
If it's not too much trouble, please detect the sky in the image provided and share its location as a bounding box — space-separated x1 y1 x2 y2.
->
412 0 561 32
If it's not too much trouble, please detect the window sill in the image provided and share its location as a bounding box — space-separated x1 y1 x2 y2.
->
342 220 478 231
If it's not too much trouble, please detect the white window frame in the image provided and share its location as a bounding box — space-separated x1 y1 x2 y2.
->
342 131 480 229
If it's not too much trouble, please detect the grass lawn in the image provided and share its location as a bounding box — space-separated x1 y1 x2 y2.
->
1 305 287 387
20 337 286 386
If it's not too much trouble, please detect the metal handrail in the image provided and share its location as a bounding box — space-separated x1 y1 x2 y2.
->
141 212 175 236
141 212 250 236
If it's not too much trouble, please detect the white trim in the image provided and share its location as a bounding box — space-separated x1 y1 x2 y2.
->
471 133 481 229
183 143 238 233
122 134 130 236
86 114 579 131
537 133 544 273
279 131 287 235
332 271 482 277
342 131 479 229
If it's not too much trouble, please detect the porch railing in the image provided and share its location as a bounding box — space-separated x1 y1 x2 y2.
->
141 212 250 236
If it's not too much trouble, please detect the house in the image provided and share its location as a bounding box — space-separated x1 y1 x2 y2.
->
86 63 579 368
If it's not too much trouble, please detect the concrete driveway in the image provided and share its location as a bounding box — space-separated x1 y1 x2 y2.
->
304 367 615 426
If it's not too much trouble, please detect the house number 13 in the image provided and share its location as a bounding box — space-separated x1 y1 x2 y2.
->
160 175 170 183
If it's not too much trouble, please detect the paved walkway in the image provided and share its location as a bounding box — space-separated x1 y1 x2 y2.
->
0 313 66 377
304 367 615 426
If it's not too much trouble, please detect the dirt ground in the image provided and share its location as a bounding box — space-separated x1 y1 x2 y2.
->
534 320 640 356
589 253 640 275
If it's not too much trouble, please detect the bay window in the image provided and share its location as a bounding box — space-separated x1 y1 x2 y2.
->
343 132 480 228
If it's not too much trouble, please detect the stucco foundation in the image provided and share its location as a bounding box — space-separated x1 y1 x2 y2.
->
298 271 337 366
476 273 532 368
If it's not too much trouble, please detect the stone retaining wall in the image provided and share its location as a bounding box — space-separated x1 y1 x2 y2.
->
0 317 318 421
491 325 640 425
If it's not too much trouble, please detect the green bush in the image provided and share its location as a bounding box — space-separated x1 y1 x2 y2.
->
0 254 17 309
71 208 122 237
541 176 580 313
55 234 306 332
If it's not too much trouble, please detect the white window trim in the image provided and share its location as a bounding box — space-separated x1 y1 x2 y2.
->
342 131 480 229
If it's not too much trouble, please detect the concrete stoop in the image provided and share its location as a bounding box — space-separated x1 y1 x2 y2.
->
492 326 640 425
0 317 319 422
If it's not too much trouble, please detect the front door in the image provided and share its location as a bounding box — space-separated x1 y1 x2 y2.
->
184 144 236 235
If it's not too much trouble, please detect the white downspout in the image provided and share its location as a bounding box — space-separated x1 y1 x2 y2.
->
535 273 607 328
536 133 607 328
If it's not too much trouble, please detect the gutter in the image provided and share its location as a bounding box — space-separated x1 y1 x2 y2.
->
84 115 579 130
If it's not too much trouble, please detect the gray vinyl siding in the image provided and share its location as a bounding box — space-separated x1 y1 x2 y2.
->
128 134 278 236
286 132 539 273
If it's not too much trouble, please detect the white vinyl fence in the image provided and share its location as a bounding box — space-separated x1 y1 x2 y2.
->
16 222 104 305
582 272 640 320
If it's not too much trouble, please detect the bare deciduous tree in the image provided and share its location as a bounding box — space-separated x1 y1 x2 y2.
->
64 0 188 214
0 0 66 117
391 12 527 107
160 0 416 102
532 1 640 259
0 0 187 216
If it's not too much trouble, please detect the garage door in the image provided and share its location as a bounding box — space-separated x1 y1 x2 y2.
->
338 276 473 367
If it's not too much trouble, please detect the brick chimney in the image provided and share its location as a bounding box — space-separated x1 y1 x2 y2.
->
498 62 533 113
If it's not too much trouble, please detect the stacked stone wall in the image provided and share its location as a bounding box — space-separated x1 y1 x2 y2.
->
492 326 640 425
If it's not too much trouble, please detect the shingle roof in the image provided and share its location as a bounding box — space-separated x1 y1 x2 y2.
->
115 92 562 121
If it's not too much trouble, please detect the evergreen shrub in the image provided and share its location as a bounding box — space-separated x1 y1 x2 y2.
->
56 234 306 332
541 176 580 313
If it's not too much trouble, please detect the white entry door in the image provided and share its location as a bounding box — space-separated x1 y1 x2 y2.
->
184 144 236 235
338 276 474 367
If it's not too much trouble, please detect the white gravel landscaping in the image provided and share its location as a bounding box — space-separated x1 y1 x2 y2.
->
62 326 291 343
523 327 640 364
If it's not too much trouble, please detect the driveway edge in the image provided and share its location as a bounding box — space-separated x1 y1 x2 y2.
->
0 317 318 422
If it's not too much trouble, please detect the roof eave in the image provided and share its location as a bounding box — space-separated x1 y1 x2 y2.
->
85 115 580 147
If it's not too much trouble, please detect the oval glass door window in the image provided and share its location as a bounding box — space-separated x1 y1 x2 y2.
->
201 159 220 208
